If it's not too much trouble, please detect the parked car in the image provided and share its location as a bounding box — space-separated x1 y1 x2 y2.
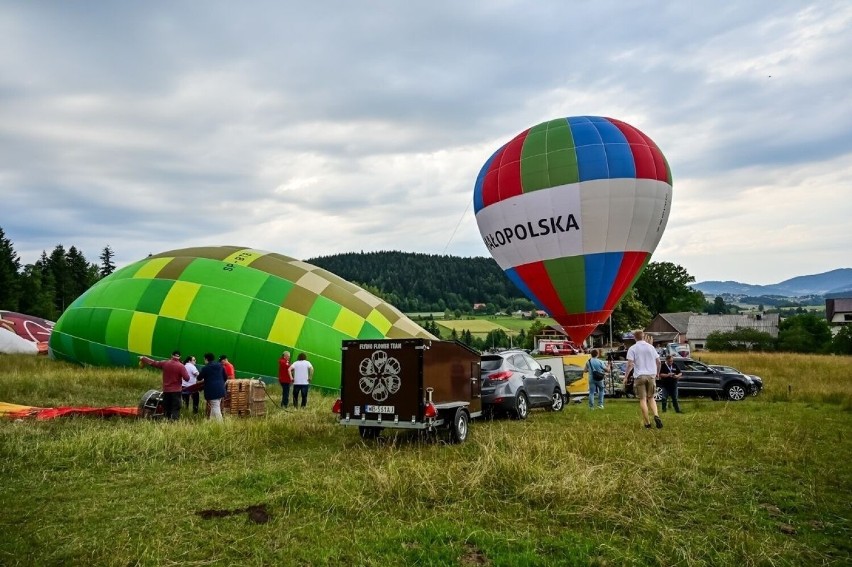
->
480 350 564 419
655 358 758 402
709 365 763 396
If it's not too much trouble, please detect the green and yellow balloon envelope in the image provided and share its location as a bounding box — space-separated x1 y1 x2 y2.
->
49 246 434 390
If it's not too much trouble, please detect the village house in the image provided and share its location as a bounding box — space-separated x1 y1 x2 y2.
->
645 312 692 346
826 297 852 333
686 313 780 351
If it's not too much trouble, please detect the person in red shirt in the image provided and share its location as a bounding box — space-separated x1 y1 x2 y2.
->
140 350 190 420
219 355 235 380
278 351 292 408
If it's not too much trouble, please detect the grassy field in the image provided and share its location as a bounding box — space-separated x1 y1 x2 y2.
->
436 316 558 339
1 353 850 566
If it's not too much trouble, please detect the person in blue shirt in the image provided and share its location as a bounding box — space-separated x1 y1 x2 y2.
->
197 352 227 421
585 349 607 410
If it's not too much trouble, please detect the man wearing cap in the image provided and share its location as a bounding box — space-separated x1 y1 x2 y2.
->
278 351 292 408
140 350 191 420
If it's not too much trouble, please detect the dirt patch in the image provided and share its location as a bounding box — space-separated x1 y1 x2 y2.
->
197 503 270 524
459 543 490 566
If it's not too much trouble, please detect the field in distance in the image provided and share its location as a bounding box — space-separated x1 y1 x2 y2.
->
435 316 557 339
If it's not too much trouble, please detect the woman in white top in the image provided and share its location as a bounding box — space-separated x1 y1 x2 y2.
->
288 353 314 408
182 355 200 414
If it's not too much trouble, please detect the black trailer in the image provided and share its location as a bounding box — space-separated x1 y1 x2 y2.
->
333 338 481 443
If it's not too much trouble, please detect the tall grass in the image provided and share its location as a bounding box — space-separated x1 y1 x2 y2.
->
695 352 852 406
1 354 850 565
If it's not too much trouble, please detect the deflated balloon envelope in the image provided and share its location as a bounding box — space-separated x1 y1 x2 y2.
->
473 116 673 344
49 246 433 389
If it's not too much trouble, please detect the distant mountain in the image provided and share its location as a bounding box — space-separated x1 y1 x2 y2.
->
693 268 852 297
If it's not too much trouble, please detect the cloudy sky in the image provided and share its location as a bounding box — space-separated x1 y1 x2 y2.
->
2 1 850 285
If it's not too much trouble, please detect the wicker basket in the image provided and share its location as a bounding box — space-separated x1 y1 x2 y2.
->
224 379 267 417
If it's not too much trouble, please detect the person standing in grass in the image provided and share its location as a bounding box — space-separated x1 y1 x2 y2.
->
139 350 190 421
585 349 607 410
198 352 227 421
181 355 200 414
278 351 292 408
626 330 663 429
289 352 314 408
659 354 683 413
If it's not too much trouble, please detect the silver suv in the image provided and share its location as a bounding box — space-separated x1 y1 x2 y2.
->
480 350 564 419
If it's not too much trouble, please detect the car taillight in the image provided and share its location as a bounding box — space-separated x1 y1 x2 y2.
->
424 402 438 419
487 370 512 381
332 399 342 414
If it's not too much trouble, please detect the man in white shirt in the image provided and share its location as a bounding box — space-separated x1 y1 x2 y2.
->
626 330 663 429
288 352 314 408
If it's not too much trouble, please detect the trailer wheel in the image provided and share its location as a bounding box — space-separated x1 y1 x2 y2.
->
448 408 470 444
358 426 382 440
514 392 529 420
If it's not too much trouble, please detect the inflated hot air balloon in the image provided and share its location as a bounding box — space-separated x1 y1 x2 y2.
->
49 247 434 390
473 116 672 344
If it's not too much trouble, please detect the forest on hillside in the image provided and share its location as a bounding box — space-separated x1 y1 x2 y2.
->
307 251 534 313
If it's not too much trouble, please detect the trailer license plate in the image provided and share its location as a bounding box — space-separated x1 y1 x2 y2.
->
365 404 395 414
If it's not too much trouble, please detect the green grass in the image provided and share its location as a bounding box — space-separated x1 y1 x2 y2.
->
1 354 851 566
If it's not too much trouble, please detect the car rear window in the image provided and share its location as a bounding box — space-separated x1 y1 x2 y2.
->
481 357 503 372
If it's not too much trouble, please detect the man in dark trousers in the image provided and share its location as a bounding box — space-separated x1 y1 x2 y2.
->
140 350 190 420
659 354 684 413
278 351 292 408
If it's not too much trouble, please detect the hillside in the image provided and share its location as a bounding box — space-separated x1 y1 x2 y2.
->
306 251 528 313
693 268 852 297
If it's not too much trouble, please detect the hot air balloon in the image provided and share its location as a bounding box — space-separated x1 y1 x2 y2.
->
473 116 672 344
49 247 434 390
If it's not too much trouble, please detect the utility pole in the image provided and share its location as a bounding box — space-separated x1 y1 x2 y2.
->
609 315 613 350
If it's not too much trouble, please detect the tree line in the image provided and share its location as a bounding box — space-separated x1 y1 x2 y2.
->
2 227 846 354
0 227 115 320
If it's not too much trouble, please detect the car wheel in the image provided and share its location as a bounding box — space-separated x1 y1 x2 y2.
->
358 426 382 440
547 389 564 412
725 383 747 401
654 386 664 401
514 392 529 420
448 408 470 444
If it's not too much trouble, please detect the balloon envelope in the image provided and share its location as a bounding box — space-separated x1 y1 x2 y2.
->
0 311 54 354
473 116 672 343
49 247 434 389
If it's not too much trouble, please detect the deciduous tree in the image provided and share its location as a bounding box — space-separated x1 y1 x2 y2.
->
634 261 705 316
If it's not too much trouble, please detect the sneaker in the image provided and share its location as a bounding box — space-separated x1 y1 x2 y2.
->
597 405 604 409
644 423 651 429
654 415 663 429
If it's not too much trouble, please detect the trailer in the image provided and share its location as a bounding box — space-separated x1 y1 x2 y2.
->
535 354 591 401
332 338 481 443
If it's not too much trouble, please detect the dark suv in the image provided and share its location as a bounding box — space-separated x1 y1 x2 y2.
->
480 350 564 419
656 358 757 401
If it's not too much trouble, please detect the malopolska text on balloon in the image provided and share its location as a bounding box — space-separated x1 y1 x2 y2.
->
481 214 580 250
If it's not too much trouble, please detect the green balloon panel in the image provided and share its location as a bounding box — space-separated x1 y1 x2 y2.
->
49 247 434 390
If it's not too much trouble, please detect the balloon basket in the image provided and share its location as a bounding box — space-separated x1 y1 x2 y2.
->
224 379 267 417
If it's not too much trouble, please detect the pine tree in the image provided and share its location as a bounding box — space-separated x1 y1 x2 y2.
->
0 227 22 311
99 245 116 277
